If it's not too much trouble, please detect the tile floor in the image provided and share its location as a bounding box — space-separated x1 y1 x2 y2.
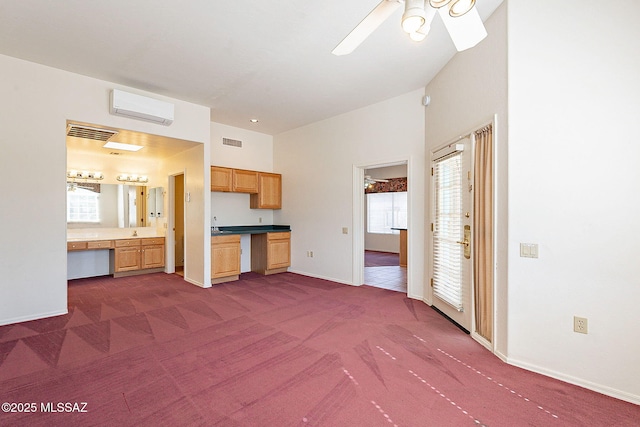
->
364 251 407 293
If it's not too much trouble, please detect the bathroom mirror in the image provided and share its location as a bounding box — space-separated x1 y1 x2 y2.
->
66 183 154 228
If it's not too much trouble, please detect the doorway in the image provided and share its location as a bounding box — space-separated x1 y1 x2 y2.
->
428 122 495 346
430 137 472 331
174 173 185 276
363 164 408 292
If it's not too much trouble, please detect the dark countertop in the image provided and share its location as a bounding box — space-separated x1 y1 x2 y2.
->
211 225 291 236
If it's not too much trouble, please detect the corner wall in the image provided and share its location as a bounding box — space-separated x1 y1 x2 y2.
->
424 3 508 354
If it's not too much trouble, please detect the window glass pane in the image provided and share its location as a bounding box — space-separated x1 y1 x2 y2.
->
367 192 407 234
67 188 100 223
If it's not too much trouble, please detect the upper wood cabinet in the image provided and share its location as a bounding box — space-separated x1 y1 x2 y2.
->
211 166 233 192
250 172 282 209
211 165 282 210
232 169 259 193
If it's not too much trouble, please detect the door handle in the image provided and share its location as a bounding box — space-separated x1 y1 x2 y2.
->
457 225 471 259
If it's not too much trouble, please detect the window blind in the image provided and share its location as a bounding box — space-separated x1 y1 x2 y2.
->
433 152 464 311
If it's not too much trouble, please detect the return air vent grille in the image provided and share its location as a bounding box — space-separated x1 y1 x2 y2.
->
222 137 242 148
66 124 118 141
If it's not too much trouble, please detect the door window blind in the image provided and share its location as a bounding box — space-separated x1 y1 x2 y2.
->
433 152 464 311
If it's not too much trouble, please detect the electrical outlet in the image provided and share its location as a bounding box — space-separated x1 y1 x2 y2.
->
310 251 313 258
574 316 588 334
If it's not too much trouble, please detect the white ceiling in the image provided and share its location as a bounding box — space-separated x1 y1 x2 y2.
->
0 0 502 136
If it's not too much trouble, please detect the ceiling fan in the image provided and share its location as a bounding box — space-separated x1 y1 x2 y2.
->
332 0 487 56
365 175 389 188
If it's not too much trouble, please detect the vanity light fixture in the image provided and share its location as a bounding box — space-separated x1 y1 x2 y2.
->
103 141 144 152
67 170 104 181
117 174 149 184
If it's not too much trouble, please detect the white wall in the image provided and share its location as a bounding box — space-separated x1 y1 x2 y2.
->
163 143 210 287
424 3 508 350
507 0 640 403
274 89 425 298
210 122 275 226
0 54 210 325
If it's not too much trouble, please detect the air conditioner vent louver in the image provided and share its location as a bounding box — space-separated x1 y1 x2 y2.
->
66 124 118 141
222 138 242 148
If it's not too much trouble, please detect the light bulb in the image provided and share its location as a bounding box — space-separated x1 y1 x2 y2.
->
402 0 427 34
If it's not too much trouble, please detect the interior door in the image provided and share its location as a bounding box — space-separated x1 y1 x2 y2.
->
431 137 472 331
174 174 185 268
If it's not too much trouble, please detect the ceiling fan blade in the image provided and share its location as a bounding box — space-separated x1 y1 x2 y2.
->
332 0 403 56
438 5 487 51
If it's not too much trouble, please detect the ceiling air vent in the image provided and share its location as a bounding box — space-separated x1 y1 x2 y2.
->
66 124 118 141
222 137 242 148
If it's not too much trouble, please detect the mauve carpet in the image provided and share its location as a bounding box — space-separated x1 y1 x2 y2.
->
0 272 638 426
365 251 400 267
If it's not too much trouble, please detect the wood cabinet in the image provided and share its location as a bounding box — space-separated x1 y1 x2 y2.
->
113 238 165 276
250 172 282 209
233 169 259 193
211 165 282 210
87 240 114 250
141 238 165 269
211 234 241 284
211 166 233 191
67 241 88 251
251 232 290 275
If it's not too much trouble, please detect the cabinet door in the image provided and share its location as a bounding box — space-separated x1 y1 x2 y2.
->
211 236 241 278
267 233 291 269
251 172 282 209
211 166 233 192
233 169 259 193
142 244 165 269
114 247 141 272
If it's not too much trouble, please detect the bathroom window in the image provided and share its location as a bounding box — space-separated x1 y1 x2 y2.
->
367 192 407 234
67 187 100 223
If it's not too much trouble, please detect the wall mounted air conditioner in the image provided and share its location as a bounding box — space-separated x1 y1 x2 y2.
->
110 89 174 125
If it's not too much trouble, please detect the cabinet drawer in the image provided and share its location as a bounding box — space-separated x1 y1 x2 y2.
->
141 237 165 246
211 234 241 244
115 239 141 247
267 232 290 241
87 240 114 249
67 241 88 251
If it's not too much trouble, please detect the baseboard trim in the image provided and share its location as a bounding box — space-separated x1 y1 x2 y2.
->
506 356 640 405
183 276 207 288
288 269 354 286
0 309 68 327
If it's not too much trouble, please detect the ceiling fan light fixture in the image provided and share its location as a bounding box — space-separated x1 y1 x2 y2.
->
428 0 453 8
409 6 436 42
402 0 426 34
448 0 476 17
438 5 486 51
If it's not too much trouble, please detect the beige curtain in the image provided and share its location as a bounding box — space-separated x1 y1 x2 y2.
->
473 125 494 342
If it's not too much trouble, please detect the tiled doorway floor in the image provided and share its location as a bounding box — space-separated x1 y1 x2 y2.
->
364 251 407 293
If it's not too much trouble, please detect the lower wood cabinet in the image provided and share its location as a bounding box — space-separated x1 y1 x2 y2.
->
113 238 165 277
251 232 291 275
211 234 241 284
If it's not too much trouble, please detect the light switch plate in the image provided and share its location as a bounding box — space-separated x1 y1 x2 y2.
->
520 243 539 258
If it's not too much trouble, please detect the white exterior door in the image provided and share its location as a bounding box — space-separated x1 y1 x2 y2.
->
430 137 472 331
